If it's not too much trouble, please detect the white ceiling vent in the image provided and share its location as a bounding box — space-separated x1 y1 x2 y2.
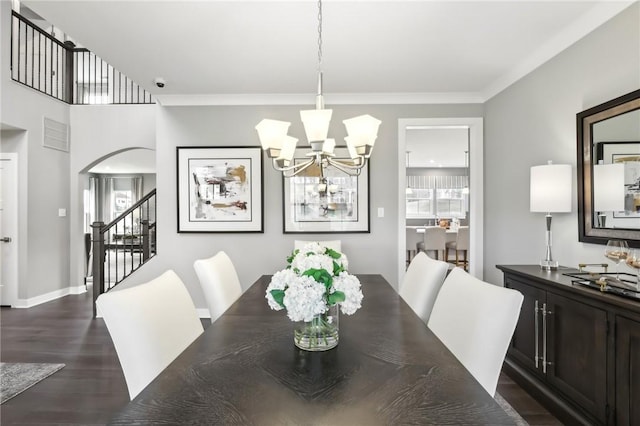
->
43 117 69 152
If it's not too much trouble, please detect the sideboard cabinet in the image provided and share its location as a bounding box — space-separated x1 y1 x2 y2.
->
497 265 640 426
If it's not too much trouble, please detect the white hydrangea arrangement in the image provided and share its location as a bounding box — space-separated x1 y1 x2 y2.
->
266 242 363 322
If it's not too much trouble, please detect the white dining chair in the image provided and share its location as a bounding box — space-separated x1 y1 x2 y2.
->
422 226 446 260
399 251 449 324
427 267 524 397
294 240 342 252
96 269 204 400
193 251 243 324
446 226 470 270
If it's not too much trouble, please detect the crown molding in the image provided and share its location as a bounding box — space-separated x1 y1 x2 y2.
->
155 91 485 106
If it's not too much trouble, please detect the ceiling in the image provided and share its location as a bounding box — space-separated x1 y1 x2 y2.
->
89 149 156 174
23 1 636 106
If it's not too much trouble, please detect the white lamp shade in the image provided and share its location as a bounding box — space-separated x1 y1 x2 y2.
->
594 163 625 211
322 138 336 154
300 109 332 142
343 114 381 146
530 163 572 212
255 119 291 150
277 136 299 162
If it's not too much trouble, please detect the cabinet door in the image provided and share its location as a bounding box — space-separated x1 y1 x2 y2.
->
505 277 546 376
546 293 608 424
615 316 640 426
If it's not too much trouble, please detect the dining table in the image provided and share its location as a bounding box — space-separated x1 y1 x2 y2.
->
108 274 516 425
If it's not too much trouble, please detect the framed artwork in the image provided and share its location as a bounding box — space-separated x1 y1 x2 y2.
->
596 141 640 219
177 146 263 232
283 147 369 233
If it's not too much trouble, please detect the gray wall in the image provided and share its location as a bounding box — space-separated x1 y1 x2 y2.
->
122 103 482 309
1 1 72 301
483 3 640 285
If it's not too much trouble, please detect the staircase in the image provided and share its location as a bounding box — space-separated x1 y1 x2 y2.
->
91 189 156 316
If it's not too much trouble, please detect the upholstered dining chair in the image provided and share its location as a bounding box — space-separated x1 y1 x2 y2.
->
96 269 204 400
422 226 446 260
399 251 449 324
193 251 243 324
294 240 342 252
446 226 470 270
427 267 524 397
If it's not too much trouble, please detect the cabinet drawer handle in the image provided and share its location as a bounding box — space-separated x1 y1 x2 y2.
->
542 303 551 373
534 300 540 368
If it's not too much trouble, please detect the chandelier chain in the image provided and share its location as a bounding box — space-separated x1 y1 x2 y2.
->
317 0 323 70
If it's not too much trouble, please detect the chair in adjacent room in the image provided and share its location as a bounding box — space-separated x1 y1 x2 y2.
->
427 267 524 397
96 269 204 400
399 251 450 324
422 226 446 260
294 240 342 252
446 226 470 270
193 251 243 324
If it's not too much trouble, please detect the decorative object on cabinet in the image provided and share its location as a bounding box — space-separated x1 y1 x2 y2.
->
176 146 263 233
283 147 369 233
530 161 572 270
497 264 640 425
255 0 380 180
577 89 640 246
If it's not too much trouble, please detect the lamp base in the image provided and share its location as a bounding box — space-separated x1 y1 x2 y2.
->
540 259 559 271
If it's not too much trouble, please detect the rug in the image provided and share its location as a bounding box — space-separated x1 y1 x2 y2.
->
495 392 530 426
0 362 65 404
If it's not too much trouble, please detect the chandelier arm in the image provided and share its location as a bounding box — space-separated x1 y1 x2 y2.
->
326 157 364 176
272 157 318 178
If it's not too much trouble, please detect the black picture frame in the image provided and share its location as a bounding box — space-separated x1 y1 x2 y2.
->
177 146 263 233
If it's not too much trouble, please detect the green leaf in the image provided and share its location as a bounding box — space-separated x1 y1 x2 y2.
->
286 249 299 264
270 289 286 308
326 248 341 259
328 291 346 305
333 260 345 276
303 268 333 289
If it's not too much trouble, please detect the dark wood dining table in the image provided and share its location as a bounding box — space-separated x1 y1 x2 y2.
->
108 274 515 425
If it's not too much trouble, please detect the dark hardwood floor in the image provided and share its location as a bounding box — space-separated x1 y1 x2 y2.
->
1 291 562 425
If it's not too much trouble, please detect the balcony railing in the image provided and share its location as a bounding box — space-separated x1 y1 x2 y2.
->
10 10 153 105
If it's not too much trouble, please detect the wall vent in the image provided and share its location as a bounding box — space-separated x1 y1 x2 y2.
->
43 117 69 152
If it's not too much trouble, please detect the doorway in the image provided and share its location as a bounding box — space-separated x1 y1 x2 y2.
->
397 118 484 286
1 153 18 307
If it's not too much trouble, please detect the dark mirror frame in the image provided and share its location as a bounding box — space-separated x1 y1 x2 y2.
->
577 88 640 247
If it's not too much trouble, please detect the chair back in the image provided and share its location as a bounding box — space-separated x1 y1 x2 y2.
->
194 251 243 323
399 252 449 324
423 226 446 250
456 226 470 251
427 267 523 396
96 270 204 400
294 240 342 252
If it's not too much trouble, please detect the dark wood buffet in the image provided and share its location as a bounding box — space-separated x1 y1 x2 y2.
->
497 265 640 426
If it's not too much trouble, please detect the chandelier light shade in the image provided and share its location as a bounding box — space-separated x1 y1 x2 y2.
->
255 0 381 178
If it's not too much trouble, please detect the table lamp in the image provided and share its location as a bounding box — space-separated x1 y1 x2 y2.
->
593 161 624 228
530 161 572 270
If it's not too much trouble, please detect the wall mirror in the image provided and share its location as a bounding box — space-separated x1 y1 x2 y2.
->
578 89 640 246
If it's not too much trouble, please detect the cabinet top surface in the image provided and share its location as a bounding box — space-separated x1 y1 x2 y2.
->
496 264 640 315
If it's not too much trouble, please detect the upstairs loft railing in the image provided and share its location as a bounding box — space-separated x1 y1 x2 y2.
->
91 189 156 317
10 10 154 105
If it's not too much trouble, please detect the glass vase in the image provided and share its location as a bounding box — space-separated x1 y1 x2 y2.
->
294 304 339 351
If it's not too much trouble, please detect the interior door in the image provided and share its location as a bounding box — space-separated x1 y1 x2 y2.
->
1 154 18 307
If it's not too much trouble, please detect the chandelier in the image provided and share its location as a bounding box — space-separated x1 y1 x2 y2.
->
255 0 381 178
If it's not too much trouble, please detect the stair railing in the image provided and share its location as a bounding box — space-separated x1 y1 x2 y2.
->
92 189 156 317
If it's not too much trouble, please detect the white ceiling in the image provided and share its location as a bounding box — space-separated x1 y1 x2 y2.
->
23 0 636 106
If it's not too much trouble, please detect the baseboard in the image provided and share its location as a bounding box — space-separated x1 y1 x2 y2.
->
196 308 211 319
14 285 87 308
